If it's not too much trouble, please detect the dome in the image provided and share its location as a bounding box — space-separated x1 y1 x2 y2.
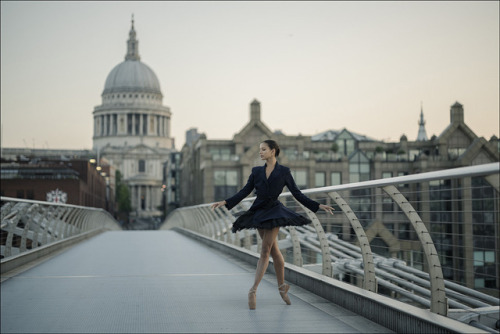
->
103 60 161 95
101 17 162 96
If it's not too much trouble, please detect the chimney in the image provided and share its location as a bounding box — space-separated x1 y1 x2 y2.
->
250 99 261 121
450 101 464 123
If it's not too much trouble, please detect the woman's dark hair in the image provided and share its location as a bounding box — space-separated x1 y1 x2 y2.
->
262 139 280 157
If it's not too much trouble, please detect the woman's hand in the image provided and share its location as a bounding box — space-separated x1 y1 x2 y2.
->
210 200 227 210
319 204 335 215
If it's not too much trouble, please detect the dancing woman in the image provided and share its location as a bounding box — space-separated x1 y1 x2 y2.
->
211 140 334 309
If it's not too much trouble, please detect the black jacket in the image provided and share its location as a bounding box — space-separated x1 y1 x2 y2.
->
224 162 320 213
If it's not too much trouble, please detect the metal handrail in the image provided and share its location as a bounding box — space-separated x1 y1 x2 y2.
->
161 162 499 321
1 197 121 260
287 162 499 196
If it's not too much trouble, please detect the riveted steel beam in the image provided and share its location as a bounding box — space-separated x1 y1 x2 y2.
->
382 185 448 316
20 204 39 252
287 226 303 266
53 207 66 241
217 206 234 244
193 209 207 236
327 191 377 292
198 207 216 238
204 206 222 240
177 209 190 229
220 206 235 242
293 199 332 277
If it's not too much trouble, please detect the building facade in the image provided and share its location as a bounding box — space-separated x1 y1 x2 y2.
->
0 158 112 212
92 18 175 219
180 100 498 205
178 99 499 293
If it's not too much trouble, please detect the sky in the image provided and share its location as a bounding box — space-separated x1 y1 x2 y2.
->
1 1 499 150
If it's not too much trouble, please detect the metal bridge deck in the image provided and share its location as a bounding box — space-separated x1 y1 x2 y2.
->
1 230 392 333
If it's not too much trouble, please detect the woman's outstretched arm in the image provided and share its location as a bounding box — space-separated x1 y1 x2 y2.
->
211 171 255 210
210 200 226 210
285 169 335 215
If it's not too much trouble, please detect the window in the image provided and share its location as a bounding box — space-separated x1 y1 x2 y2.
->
398 223 410 240
331 172 341 186
349 151 370 183
381 174 393 210
214 170 238 200
474 251 495 267
381 174 395 211
26 190 34 199
315 172 326 187
383 196 393 212
112 114 117 135
143 114 148 135
210 147 231 161
16 190 24 199
139 160 146 173
398 171 409 187
409 150 420 161
127 114 133 134
106 114 110 135
350 188 372 222
283 147 298 161
291 170 307 189
336 130 356 157
135 114 140 134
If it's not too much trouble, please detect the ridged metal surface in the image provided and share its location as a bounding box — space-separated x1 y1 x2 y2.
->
1 230 392 333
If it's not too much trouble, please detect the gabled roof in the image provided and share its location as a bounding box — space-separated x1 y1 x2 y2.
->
436 121 477 144
311 128 378 142
233 119 274 142
123 143 162 155
457 137 499 164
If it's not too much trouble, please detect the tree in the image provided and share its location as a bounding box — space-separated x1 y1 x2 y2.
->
115 170 131 214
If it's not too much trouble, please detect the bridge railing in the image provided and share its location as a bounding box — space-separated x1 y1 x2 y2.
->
162 162 499 323
1 197 121 264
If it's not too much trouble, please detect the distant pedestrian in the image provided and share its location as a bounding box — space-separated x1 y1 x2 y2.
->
211 139 334 309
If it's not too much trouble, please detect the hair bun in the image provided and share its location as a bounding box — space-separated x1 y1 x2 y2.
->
262 139 280 157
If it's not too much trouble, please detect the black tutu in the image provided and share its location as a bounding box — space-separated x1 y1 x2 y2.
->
231 200 312 233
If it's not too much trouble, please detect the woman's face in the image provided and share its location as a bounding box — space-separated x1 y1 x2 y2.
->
259 143 275 160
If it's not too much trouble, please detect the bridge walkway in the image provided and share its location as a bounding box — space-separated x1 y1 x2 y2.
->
1 230 392 333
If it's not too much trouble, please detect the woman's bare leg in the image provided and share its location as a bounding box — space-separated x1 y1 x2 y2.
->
258 229 285 286
251 227 280 291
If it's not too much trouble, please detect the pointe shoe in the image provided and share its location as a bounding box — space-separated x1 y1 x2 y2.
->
248 288 257 310
278 283 291 305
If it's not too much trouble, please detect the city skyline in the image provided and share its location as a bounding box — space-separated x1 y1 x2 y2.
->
1 1 499 150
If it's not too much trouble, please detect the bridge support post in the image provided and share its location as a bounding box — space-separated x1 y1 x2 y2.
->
220 207 238 245
203 207 222 240
327 191 377 292
287 226 303 267
383 185 448 316
294 200 332 277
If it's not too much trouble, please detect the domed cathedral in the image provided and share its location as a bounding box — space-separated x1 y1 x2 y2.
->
93 17 174 219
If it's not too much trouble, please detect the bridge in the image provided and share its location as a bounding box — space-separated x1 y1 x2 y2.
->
1 163 499 333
